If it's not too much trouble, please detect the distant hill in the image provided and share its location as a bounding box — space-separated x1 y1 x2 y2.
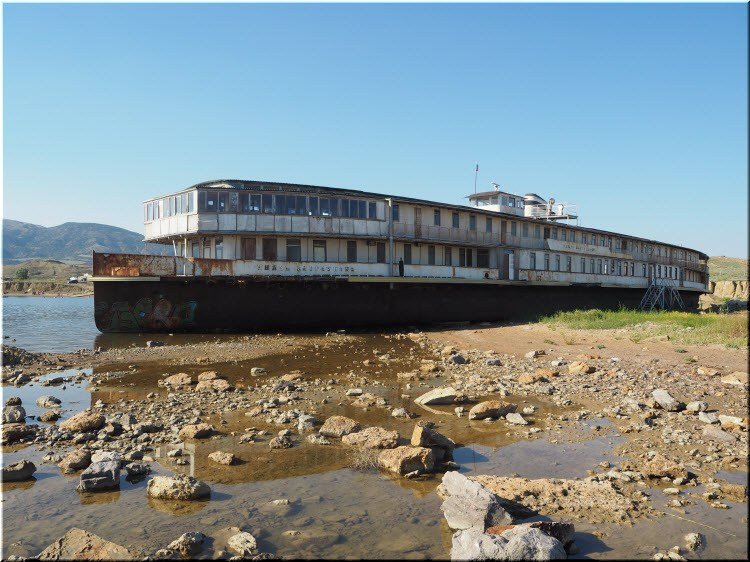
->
709 256 748 283
2 219 168 264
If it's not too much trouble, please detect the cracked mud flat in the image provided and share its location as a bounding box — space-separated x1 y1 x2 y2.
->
2 321 748 560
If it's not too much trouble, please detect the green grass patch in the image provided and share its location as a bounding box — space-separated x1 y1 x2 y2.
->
540 308 748 348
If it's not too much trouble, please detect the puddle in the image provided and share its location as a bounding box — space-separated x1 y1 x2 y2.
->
2 336 748 560
2 368 93 423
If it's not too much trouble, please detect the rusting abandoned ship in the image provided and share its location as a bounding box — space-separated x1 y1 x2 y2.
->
92 179 709 332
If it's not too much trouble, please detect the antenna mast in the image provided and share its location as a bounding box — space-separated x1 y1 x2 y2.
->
474 163 479 195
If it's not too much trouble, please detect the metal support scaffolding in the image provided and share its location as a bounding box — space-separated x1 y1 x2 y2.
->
639 277 684 311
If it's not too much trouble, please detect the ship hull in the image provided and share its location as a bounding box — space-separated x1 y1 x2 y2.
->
93 277 700 333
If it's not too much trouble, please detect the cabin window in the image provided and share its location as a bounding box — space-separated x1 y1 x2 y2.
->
229 192 238 212
313 240 327 262
214 238 224 259
428 245 436 265
286 239 302 261
175 195 182 215
509 197 516 207
642 264 647 277
191 242 200 258
566 256 572 272
262 194 274 213
630 262 635 276
552 228 558 240
284 195 297 215
434 210 441 226
392 204 400 222
522 223 529 238
543 227 550 240
262 238 277 261
249 194 260 212
581 257 586 273
295 196 307 215
452 212 459 228
615 239 621 250
347 240 357 262
341 199 351 218
530 252 536 270
485 218 492 233
320 198 331 216
241 238 256 260
554 255 560 271
469 215 476 231
239 193 249 213
203 239 211 259
309 197 319 216
403 243 412 265
330 198 340 217
597 259 603 274
569 231 575 243
511 222 517 236
187 192 194 213
369 201 377 219
534 225 541 239
376 242 386 263
445 247 453 266
217 192 228 212
276 195 288 214
163 199 170 218
358 200 366 218
477 249 489 268
561 229 567 241
617 261 622 275
544 253 550 270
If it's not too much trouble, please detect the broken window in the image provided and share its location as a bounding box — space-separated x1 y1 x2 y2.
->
286 239 301 261
376 242 386 263
452 212 459 228
477 249 489 268
347 240 357 262
313 240 327 262
241 238 256 260
428 245 436 265
403 243 412 265
262 238 277 260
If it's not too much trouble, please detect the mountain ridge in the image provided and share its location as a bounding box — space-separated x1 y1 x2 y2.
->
2 219 167 264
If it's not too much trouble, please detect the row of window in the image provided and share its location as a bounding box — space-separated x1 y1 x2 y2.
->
528 252 681 279
196 192 380 219
145 193 194 221
192 238 491 268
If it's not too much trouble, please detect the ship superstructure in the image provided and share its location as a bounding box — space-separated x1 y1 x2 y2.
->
91 179 708 332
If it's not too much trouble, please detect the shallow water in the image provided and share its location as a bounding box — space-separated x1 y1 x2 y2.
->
2 331 748 559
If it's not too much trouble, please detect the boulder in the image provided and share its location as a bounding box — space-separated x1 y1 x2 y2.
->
487 521 575 546
91 451 122 464
36 395 62 408
59 449 92 474
720 372 748 386
642 453 688 480
1 460 37 482
124 463 151 477
297 414 318 431
77 461 120 492
378 446 435 475
451 526 566 561
146 475 211 500
718 415 746 430
469 401 516 420
37 528 134 560
506 413 528 425
440 471 513 532
178 423 214 439
698 412 719 424
684 532 703 552
60 410 105 433
167 532 206 557
702 425 737 443
39 410 61 422
208 451 237 465
197 371 221 381
250 367 267 376
1 423 34 445
2 405 26 423
269 435 294 449
161 372 193 387
685 401 708 413
195 378 231 392
391 407 413 418
319 416 361 437
414 387 459 405
652 389 685 412
227 531 258 556
342 426 399 449
568 361 595 375
4 396 22 406
411 422 455 459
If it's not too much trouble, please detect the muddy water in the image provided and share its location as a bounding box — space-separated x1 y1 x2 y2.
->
2 334 748 559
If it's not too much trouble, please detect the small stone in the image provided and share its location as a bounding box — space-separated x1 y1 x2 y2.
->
59 449 92 474
77 461 120 492
378 446 435 475
167 532 206 557
146 475 211 500
506 412 528 425
319 416 360 437
208 451 237 465
346 388 363 396
414 387 459 405
36 395 62 408
1 460 37 482
60 410 105 433
684 532 703 551
468 400 516 420
227 531 257 556
179 423 214 439
652 389 685 412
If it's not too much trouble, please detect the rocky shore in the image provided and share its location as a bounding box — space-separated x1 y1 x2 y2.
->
1 325 747 560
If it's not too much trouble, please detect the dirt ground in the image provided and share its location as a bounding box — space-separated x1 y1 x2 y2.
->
423 322 748 374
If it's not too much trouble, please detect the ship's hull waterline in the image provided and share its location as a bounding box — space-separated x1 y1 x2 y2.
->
93 278 701 333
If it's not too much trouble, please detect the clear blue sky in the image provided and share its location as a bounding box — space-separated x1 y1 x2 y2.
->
3 3 747 258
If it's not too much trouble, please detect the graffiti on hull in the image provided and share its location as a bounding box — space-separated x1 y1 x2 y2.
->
95 295 197 332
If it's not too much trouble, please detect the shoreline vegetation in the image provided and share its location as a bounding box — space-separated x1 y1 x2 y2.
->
541 308 748 348
2 281 93 297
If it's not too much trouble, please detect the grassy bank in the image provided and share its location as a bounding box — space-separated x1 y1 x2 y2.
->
541 308 748 348
2 280 93 296
708 256 748 283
